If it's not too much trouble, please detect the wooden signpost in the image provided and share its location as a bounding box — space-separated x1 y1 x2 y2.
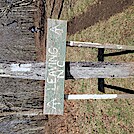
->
44 19 67 115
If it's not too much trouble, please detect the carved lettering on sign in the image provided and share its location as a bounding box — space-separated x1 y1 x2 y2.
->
50 24 64 36
44 19 67 115
47 98 61 113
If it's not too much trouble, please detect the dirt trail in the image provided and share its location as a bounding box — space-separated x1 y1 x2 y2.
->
68 0 133 35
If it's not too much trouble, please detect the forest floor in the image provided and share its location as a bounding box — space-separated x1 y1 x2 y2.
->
34 0 134 133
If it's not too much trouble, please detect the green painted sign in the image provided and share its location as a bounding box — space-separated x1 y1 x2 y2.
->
44 19 67 115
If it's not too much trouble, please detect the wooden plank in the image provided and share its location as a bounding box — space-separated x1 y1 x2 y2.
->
0 62 134 79
65 94 134 100
69 62 134 78
0 77 44 116
0 1 47 133
44 19 67 115
0 115 46 133
0 77 47 133
0 61 45 80
67 41 134 50
0 109 43 117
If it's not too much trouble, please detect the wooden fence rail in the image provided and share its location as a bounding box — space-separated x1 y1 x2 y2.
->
0 61 134 80
67 41 134 50
65 94 134 100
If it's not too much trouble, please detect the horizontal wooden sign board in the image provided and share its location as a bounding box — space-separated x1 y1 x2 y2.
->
44 19 67 115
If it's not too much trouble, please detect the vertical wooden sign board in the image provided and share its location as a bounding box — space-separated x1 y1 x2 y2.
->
44 19 67 115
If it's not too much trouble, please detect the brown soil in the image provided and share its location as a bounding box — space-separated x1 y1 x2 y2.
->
68 0 133 35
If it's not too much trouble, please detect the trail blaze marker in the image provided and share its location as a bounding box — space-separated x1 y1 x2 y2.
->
44 19 67 115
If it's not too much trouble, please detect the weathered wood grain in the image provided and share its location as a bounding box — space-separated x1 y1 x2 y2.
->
0 77 47 133
0 115 47 134
0 61 134 80
0 61 45 80
69 62 134 78
0 0 36 62
67 41 134 50
0 1 47 133
44 19 67 115
0 78 44 115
